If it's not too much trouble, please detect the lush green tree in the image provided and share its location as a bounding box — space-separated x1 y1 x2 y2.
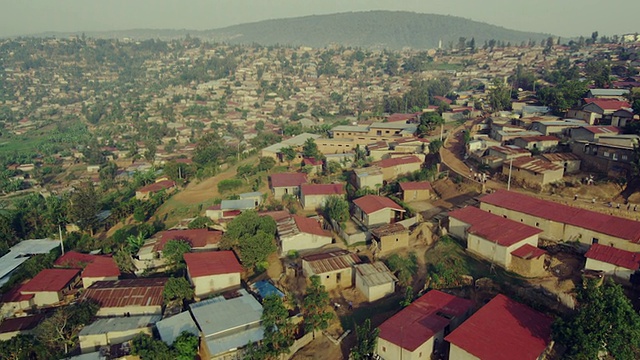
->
553 279 640 359
386 252 418 286
163 277 194 305
487 78 511 112
280 146 297 167
173 332 199 360
261 295 296 358
350 318 379 360
302 138 320 159
188 215 213 229
36 301 99 354
220 211 276 270
323 195 349 229
257 156 276 172
0 334 49 360
162 239 191 269
400 286 414 308
68 182 101 235
428 139 443 154
217 178 244 193
301 275 334 337
585 60 611 88
130 333 174 360
418 112 445 136
98 161 118 184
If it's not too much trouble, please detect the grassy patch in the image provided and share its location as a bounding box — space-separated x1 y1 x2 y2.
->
422 62 464 72
340 294 403 330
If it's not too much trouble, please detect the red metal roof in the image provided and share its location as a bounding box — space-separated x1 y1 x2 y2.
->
585 243 640 270
154 229 223 252
301 183 344 196
480 190 640 243
81 278 167 309
445 294 553 360
137 180 176 194
184 251 243 278
399 181 432 191
448 206 542 246
20 268 80 293
511 244 547 259
387 112 421 122
378 290 473 351
581 125 620 134
0 314 45 334
54 251 120 278
0 288 34 303
269 173 308 188
353 195 404 214
516 135 560 142
302 157 323 166
293 216 331 238
583 98 630 110
374 155 422 169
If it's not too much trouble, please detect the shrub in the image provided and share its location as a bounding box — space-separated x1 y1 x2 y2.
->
217 179 243 193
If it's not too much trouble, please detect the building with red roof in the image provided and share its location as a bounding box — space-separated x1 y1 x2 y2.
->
277 215 333 256
570 125 620 142
386 112 421 123
448 206 544 272
373 155 423 181
445 294 553 360
399 181 432 202
377 290 473 360
82 278 168 317
184 251 243 297
19 268 80 307
300 183 345 210
585 243 640 281
55 251 120 288
582 98 630 116
353 195 405 228
479 190 640 252
0 314 45 341
135 180 176 200
269 173 308 200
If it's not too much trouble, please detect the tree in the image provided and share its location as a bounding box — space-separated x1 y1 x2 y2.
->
220 210 276 270
257 156 276 172
487 78 511 112
301 275 333 338
261 294 296 358
173 332 199 360
418 112 444 136
350 318 379 360
552 279 640 359
68 182 101 235
0 334 49 360
130 333 174 360
280 146 297 167
187 215 213 229
163 277 194 305
400 286 414 307
323 195 349 228
386 252 418 286
428 139 443 154
36 301 99 354
302 138 320 159
163 239 191 269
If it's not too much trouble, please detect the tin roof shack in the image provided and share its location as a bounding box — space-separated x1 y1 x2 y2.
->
399 181 432 202
502 157 564 188
78 315 161 354
479 189 640 252
377 290 473 360
300 183 345 211
135 180 176 200
54 251 120 289
448 207 544 273
82 278 168 317
371 223 409 255
301 250 362 291
540 153 582 174
352 166 384 191
0 314 44 341
269 173 308 200
485 145 530 169
585 243 640 282
184 251 242 298
570 126 620 143
352 195 405 228
354 262 397 302
445 294 553 360
277 215 333 256
19 268 80 307
190 289 263 360
156 311 199 346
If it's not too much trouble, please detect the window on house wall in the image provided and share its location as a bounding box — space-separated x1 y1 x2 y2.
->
592 238 599 244
603 151 610 157
336 272 341 283
622 155 628 161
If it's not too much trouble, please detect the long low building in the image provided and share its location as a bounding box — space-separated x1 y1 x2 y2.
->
479 190 640 252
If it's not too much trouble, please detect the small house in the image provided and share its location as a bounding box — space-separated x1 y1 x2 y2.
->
512 135 559 152
300 183 345 210
184 251 243 298
269 173 308 199
399 181 432 202
78 315 161 354
277 215 333 256
502 157 564 187
82 278 168 317
18 268 80 307
354 262 397 302
373 155 423 182
353 195 405 228
352 166 384 191
370 223 409 255
155 311 200 346
585 243 640 282
135 180 176 200
54 251 120 289
540 152 581 174
301 250 361 290
0 314 44 341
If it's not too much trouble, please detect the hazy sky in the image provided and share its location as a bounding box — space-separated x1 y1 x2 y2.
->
1 0 639 38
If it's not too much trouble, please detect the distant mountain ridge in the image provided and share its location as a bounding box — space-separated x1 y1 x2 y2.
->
25 11 554 50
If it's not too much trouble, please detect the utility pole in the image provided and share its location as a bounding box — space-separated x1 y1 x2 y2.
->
440 123 444 142
507 158 513 191
59 224 65 255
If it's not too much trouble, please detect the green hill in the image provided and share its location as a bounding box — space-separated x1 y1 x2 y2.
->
206 11 553 49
